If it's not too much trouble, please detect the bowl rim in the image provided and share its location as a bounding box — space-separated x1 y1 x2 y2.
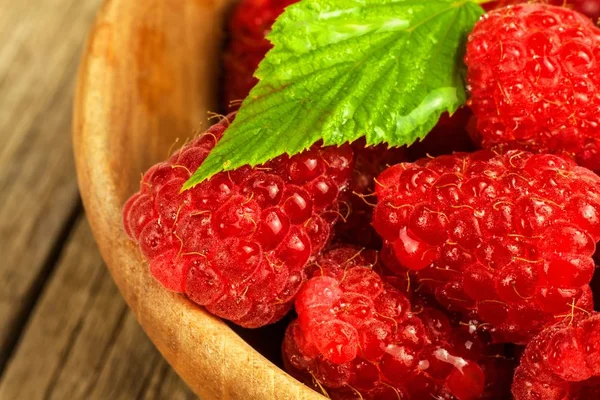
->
72 0 325 398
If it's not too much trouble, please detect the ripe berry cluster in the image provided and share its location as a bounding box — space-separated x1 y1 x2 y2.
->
466 3 600 172
373 150 600 343
512 313 600 399
223 0 298 109
123 115 354 327
284 247 514 400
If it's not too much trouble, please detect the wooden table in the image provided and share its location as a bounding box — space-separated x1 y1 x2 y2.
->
0 0 197 398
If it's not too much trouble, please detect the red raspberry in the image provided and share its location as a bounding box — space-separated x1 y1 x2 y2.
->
335 111 472 251
122 115 354 328
334 140 405 249
485 1 600 21
336 124 473 250
512 312 600 400
465 3 600 172
223 0 298 109
284 247 514 400
373 150 600 343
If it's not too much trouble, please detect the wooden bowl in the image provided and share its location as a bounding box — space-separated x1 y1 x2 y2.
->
73 0 324 398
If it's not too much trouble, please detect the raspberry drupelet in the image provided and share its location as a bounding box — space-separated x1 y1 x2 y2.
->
465 3 600 172
373 150 600 343
512 312 600 400
283 247 514 400
122 115 354 328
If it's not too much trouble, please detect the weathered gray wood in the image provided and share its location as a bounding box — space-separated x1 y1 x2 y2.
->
86 312 192 400
0 218 194 399
0 218 109 399
0 0 103 362
0 0 203 396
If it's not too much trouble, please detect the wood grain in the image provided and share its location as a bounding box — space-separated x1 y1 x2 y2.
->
73 0 324 398
0 217 195 400
86 312 176 400
0 0 203 396
0 0 102 363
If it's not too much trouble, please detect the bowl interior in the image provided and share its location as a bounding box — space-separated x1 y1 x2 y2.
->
73 0 323 398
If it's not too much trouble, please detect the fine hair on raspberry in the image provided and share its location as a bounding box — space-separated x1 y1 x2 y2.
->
285 246 514 400
123 114 354 328
373 149 600 343
465 3 600 172
512 312 600 399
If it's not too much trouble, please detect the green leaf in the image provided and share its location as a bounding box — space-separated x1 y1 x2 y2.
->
183 0 484 190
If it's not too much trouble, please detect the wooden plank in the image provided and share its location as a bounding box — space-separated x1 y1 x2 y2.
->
0 217 107 399
0 217 195 399
82 311 164 399
85 312 197 400
0 0 103 362
0 0 201 396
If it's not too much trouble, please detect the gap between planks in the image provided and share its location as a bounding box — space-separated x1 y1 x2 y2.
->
0 216 197 400
0 0 104 364
0 202 82 374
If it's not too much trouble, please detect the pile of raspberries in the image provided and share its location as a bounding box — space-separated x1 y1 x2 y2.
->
123 2 600 399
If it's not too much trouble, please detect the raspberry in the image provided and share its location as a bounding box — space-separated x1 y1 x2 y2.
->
223 0 298 109
334 140 405 249
335 113 474 251
485 1 600 21
512 312 600 400
465 3 600 172
284 247 514 400
122 115 354 327
373 150 600 343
